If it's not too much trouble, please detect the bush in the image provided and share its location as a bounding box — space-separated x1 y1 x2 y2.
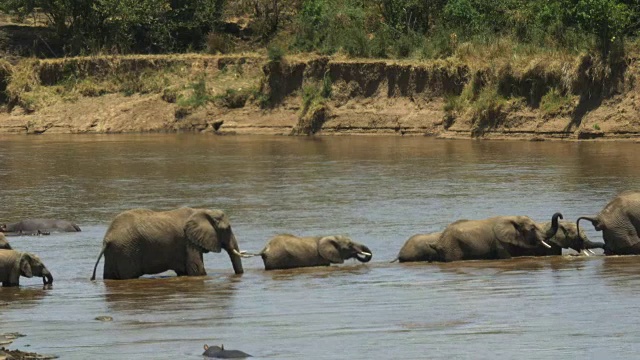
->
206 32 235 54
267 45 285 63
177 77 212 109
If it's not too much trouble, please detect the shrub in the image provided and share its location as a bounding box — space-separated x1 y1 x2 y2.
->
267 45 285 63
177 77 212 109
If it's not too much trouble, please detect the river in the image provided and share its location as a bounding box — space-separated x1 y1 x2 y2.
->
0 134 639 359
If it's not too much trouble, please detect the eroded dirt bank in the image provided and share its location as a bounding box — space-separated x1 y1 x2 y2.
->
0 53 638 140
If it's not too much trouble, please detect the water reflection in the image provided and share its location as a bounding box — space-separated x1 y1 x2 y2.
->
0 286 49 310
102 275 238 314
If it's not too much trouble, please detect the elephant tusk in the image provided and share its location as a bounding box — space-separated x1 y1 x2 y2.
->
541 240 552 249
232 249 255 258
586 249 596 255
580 249 591 256
358 251 372 257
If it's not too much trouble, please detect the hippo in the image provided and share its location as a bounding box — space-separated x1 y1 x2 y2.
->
203 344 252 358
1 219 81 233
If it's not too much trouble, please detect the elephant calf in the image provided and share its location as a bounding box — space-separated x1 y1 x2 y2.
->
393 232 442 263
91 207 246 280
0 250 53 286
259 234 372 270
1 218 81 233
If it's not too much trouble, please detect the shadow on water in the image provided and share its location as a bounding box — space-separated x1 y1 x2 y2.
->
599 256 640 293
259 264 372 281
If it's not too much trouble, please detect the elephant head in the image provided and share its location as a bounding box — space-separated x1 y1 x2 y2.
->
542 219 604 255
0 234 11 250
16 253 54 286
577 191 640 255
496 213 561 249
184 209 244 274
318 235 372 264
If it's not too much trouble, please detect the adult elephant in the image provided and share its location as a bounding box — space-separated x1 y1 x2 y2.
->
259 234 372 270
577 190 640 255
0 233 11 250
1 219 81 233
507 217 604 257
393 232 442 263
0 250 54 286
91 207 246 280
428 213 562 262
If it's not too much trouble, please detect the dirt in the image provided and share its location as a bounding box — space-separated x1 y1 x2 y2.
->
0 54 638 140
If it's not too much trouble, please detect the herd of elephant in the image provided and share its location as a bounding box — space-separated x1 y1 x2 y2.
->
1 190 640 286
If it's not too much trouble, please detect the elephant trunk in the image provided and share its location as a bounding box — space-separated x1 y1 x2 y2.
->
545 212 562 239
576 216 600 251
354 245 373 263
584 239 605 250
42 268 53 285
539 212 563 248
225 232 244 275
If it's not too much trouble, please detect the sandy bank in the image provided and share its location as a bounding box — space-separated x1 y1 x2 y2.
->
0 54 638 140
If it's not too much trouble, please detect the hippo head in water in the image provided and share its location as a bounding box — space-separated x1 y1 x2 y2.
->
203 344 252 359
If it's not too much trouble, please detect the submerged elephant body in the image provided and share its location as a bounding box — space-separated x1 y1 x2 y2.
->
1 219 81 233
430 214 561 262
91 207 244 280
0 250 53 286
578 191 640 255
260 234 372 270
395 232 442 263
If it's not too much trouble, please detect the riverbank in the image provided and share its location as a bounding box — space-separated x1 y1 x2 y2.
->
0 52 638 140
0 333 56 359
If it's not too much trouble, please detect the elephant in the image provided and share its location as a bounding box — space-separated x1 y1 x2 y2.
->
1 219 81 233
0 234 12 250
577 190 640 255
203 344 252 358
0 250 54 286
393 232 443 263
507 218 605 257
259 234 372 270
427 213 562 262
91 207 246 280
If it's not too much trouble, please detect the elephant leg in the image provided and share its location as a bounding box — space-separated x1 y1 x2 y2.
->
185 245 206 276
493 243 513 259
103 246 140 280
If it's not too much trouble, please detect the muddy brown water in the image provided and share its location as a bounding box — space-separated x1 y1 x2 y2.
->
1 135 640 359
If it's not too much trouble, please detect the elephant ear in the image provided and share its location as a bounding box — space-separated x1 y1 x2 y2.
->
19 253 33 278
494 219 528 247
318 236 344 264
184 210 229 253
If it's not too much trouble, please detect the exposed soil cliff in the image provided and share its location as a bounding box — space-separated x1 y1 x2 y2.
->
0 53 638 140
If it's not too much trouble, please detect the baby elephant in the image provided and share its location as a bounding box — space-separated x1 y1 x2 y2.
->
393 232 442 263
260 234 373 270
203 344 252 358
0 250 53 287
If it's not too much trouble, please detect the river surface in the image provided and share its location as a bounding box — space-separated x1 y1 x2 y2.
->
1 135 640 359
